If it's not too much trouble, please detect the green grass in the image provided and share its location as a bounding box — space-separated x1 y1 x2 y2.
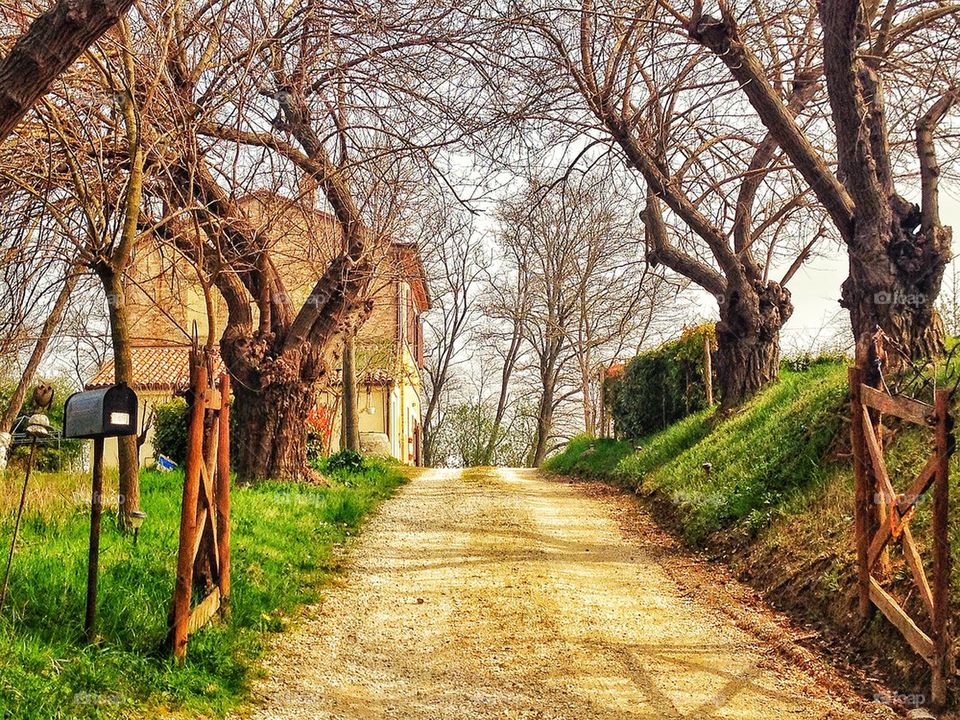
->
549 363 849 543
542 435 635 478
0 457 407 719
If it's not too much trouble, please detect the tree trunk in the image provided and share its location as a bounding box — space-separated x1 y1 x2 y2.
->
531 385 554 467
580 353 594 436
715 278 792 410
231 377 315 483
423 421 437 467
341 334 359 452
98 268 140 528
842 206 948 375
481 325 522 465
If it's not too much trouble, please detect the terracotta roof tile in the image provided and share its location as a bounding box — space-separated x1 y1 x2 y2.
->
86 345 225 392
605 362 626 379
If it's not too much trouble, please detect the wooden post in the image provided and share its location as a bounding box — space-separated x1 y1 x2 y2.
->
171 357 208 661
84 438 104 641
703 333 713 406
341 334 359 451
848 366 873 621
931 389 951 707
216 373 231 604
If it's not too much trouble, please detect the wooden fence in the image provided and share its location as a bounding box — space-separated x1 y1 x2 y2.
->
849 366 953 705
168 348 231 660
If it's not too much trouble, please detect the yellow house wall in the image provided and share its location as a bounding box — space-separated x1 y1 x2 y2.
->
99 390 171 469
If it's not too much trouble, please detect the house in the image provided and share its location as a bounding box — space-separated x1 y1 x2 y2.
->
320 241 430 464
86 192 430 468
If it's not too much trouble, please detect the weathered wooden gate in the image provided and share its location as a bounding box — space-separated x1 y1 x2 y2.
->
849 365 953 705
168 347 231 660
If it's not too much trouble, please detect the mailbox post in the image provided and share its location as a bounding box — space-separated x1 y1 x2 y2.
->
63 383 138 641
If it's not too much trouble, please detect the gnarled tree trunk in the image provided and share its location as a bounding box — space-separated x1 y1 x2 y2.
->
230 369 316 482
689 4 953 373
716 279 792 410
842 204 948 372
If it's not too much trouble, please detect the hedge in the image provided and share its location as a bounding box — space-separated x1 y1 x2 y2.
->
607 324 715 439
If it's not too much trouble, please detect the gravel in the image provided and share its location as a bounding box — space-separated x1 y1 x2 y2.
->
233 467 899 720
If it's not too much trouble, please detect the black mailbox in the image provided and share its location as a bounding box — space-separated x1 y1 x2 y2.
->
64 383 139 439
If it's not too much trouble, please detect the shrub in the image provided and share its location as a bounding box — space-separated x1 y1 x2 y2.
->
325 448 365 473
608 324 715 439
152 398 189 465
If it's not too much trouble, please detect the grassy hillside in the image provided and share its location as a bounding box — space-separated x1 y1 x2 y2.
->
0 458 407 719
545 359 960 692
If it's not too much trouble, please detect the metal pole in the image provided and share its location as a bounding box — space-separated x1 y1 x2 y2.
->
85 438 104 641
0 440 37 612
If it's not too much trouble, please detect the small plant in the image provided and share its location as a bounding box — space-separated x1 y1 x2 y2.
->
783 349 849 373
326 448 365 473
152 398 189 465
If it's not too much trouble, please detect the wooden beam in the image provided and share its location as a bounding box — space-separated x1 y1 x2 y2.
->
901 525 936 621
191 508 208 563
898 454 938 515
187 587 221 637
849 367 872 620
861 385 935 426
862 407 895 501
170 354 208 661
216 374 232 602
862 407 898 565
870 578 935 664
870 455 937 565
199 461 220 565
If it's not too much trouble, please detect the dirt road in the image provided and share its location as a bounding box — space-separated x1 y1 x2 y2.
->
237 468 897 719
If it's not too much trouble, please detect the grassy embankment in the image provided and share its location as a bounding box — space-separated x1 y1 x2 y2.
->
545 359 960 690
0 456 407 719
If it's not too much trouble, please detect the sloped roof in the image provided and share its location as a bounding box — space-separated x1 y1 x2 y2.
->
361 368 394 386
605 362 626 379
392 242 431 311
87 345 394 393
86 345 226 392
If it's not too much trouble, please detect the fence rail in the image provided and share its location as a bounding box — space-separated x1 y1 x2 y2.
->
849 365 953 705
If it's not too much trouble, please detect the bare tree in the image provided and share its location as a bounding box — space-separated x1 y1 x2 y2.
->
0 18 149 526
420 210 488 466
686 0 959 373
501 0 828 408
0 0 133 140
128 0 491 481
494 174 666 465
0 262 80 435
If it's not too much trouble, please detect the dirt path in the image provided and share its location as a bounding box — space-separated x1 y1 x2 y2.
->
235 468 897 720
